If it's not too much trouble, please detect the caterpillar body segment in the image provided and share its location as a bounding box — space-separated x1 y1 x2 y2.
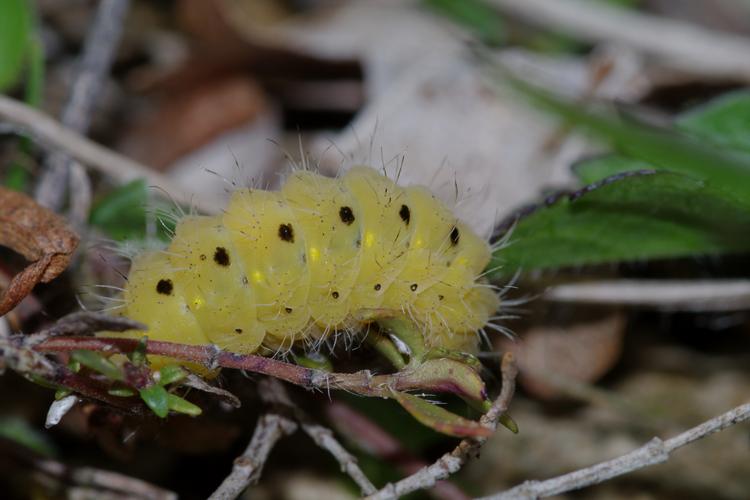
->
113 166 500 359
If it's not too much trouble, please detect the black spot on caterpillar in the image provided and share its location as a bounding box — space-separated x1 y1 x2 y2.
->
450 226 460 246
399 204 411 225
112 166 499 359
278 223 294 243
213 247 230 266
339 206 355 225
156 279 173 296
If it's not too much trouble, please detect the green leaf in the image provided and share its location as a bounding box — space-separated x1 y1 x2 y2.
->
23 34 44 106
4 163 29 191
0 416 56 456
89 179 149 241
292 352 334 372
491 171 750 275
54 389 72 400
167 394 202 416
129 336 149 367
0 0 32 91
402 359 488 407
572 155 653 185
139 385 169 418
503 77 750 206
157 364 187 386
391 390 492 438
108 386 137 397
71 350 124 381
677 91 750 156
424 0 505 45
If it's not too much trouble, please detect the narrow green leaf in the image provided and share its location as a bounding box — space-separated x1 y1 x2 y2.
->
89 179 149 241
71 350 123 381
503 76 750 206
0 0 32 91
108 386 136 397
157 364 187 386
3 163 29 191
677 91 750 155
391 390 492 438
424 0 505 45
499 413 519 434
402 359 488 406
491 171 750 275
293 353 334 372
572 154 653 185
0 416 56 457
23 35 44 106
129 336 148 367
167 394 202 416
54 389 72 400
139 385 169 418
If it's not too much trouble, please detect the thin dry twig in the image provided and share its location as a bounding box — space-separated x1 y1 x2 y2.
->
327 401 471 500
0 95 219 214
1 434 176 499
209 376 378 499
35 0 131 227
544 279 750 311
265 378 378 495
207 412 298 500
487 0 750 81
365 353 518 500
479 402 750 499
301 421 378 495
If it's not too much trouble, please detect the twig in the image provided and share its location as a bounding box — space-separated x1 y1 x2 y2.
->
365 353 518 500
327 402 470 500
544 279 750 311
479 402 750 500
1 435 176 499
0 95 219 214
31 311 144 340
35 0 129 231
207 413 298 500
208 378 298 500
35 0 130 217
262 378 378 496
487 0 750 81
301 421 378 495
35 336 480 401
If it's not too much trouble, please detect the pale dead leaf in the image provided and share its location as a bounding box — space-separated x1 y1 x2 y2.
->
502 310 626 400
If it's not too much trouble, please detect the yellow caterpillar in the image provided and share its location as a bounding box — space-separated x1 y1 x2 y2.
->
114 166 499 360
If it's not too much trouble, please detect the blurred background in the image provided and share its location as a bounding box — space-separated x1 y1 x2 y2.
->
1 0 750 499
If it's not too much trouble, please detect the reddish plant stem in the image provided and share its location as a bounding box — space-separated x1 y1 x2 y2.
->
34 337 476 400
48 367 144 413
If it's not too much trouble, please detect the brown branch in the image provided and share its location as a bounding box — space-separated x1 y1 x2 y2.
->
479 402 750 500
365 353 518 500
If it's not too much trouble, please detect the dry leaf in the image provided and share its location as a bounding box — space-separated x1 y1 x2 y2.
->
501 310 626 400
0 187 79 316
